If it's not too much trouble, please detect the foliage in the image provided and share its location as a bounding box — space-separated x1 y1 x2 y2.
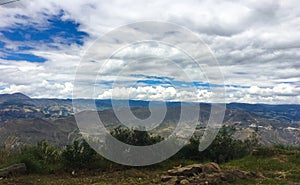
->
273 143 300 151
252 144 300 158
18 140 61 173
110 126 163 146
3 125 296 178
173 135 204 160
0 148 299 184
202 126 257 163
61 139 98 169
222 149 300 184
174 126 258 163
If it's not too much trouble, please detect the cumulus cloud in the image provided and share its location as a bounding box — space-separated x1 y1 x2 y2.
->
0 0 299 103
97 86 214 102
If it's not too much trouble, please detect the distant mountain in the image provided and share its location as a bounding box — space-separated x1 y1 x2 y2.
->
0 92 32 104
228 103 300 122
0 93 73 121
0 93 299 148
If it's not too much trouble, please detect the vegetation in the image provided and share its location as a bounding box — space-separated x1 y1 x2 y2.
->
0 126 259 172
62 140 97 169
222 147 300 184
18 140 62 173
174 126 258 163
111 126 163 146
0 126 299 184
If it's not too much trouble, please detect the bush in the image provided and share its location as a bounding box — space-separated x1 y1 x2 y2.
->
0 126 262 173
174 126 258 163
18 141 61 173
61 139 98 169
273 144 300 151
173 135 204 160
111 126 163 146
19 153 47 173
203 126 258 163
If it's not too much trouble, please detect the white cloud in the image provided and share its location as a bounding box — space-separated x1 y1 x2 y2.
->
0 0 299 103
97 85 215 102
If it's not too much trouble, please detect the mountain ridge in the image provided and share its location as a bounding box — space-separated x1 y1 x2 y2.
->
0 93 299 148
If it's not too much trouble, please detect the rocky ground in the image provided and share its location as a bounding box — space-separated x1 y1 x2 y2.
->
161 162 263 185
0 162 262 185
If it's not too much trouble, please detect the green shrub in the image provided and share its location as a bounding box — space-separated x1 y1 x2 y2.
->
18 141 61 173
111 126 163 146
18 153 47 173
61 139 98 169
173 126 258 163
203 126 257 163
173 135 204 160
273 144 300 151
0 149 10 167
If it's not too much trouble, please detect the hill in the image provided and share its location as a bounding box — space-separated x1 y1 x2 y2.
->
0 93 299 148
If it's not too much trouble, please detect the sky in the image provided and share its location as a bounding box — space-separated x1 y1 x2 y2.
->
0 0 300 104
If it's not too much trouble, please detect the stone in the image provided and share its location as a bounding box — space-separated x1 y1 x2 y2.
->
246 171 264 178
163 162 262 184
161 175 174 182
161 175 179 184
180 179 190 184
203 162 221 173
168 164 203 177
231 169 247 179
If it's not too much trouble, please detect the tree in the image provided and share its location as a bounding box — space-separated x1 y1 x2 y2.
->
110 126 163 146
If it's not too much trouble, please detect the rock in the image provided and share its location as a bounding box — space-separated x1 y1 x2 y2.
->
219 172 228 181
167 163 221 177
180 179 190 184
230 169 247 179
203 162 221 173
246 171 264 178
163 163 262 184
168 164 203 177
161 175 178 184
161 175 174 182
221 172 238 182
0 163 27 178
174 176 186 183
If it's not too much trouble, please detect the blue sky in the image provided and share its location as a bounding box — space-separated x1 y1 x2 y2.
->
0 0 299 103
0 12 87 44
0 11 88 62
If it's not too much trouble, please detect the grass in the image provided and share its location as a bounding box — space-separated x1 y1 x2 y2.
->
0 168 164 185
221 149 300 184
1 149 299 185
1 142 299 185
0 155 202 184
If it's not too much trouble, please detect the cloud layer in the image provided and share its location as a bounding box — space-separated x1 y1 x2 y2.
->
0 0 299 103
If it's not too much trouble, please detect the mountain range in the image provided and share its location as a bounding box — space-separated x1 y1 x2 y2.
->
0 93 299 149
